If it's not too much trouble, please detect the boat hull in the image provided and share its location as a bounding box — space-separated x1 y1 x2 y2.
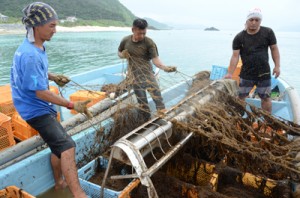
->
1 64 299 196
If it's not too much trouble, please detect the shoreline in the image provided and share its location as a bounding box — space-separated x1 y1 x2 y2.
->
57 26 131 32
0 25 131 35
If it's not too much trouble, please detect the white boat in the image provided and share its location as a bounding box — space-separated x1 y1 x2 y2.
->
0 63 299 197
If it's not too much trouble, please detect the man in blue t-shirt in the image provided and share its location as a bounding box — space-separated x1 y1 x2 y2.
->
10 2 91 198
225 8 280 113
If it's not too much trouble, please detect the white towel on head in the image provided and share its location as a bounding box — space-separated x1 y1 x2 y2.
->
247 8 262 20
27 27 35 43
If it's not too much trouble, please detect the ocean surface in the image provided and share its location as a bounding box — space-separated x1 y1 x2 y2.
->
1 29 300 94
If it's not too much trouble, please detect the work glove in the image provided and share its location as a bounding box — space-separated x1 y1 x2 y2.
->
53 74 70 87
121 49 130 59
74 100 93 119
164 66 177 73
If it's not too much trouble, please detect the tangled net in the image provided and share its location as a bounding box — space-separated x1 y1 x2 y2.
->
58 49 300 196
99 70 300 197
172 86 300 182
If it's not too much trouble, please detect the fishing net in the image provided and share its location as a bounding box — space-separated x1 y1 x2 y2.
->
59 52 300 197
172 87 300 181
111 71 300 197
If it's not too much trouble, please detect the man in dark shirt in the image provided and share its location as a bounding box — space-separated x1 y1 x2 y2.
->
118 18 176 120
225 8 280 112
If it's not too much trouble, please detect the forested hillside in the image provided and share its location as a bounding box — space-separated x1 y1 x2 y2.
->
0 0 136 26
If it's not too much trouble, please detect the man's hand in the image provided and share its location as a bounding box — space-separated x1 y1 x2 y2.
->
224 73 232 79
53 74 70 87
164 66 177 73
121 49 130 59
74 100 93 119
273 66 280 78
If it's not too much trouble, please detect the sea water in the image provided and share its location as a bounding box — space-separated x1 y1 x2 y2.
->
36 186 73 198
0 30 300 94
1 29 299 197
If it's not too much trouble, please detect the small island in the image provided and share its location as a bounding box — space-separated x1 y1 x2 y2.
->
204 27 219 31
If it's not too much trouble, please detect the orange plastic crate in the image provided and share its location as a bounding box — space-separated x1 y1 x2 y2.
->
57 111 61 122
231 59 242 85
0 85 60 141
0 186 35 198
12 113 39 141
0 90 15 118
0 84 11 93
0 112 15 151
69 90 106 114
0 85 59 118
12 112 61 141
49 85 59 95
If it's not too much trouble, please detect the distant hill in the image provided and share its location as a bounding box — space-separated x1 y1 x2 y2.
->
204 27 220 31
0 0 136 26
0 0 172 29
144 17 171 30
168 23 206 30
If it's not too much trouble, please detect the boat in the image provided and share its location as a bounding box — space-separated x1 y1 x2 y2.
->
0 63 299 197
0 62 189 196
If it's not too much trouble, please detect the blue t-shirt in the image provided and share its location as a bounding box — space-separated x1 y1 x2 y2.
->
10 38 56 120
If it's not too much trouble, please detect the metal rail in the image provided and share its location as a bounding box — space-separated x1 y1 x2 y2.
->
100 80 238 198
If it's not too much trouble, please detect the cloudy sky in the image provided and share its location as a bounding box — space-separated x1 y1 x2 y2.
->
119 0 300 31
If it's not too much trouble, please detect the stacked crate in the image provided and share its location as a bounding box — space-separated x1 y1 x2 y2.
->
0 85 15 118
12 112 39 141
0 112 15 151
12 86 60 141
0 85 60 141
69 90 106 114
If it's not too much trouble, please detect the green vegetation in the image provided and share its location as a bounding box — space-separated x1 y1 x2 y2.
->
0 17 20 24
0 0 136 26
61 19 128 27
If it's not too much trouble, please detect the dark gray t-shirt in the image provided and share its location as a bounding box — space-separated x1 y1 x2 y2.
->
233 26 277 80
118 35 158 82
